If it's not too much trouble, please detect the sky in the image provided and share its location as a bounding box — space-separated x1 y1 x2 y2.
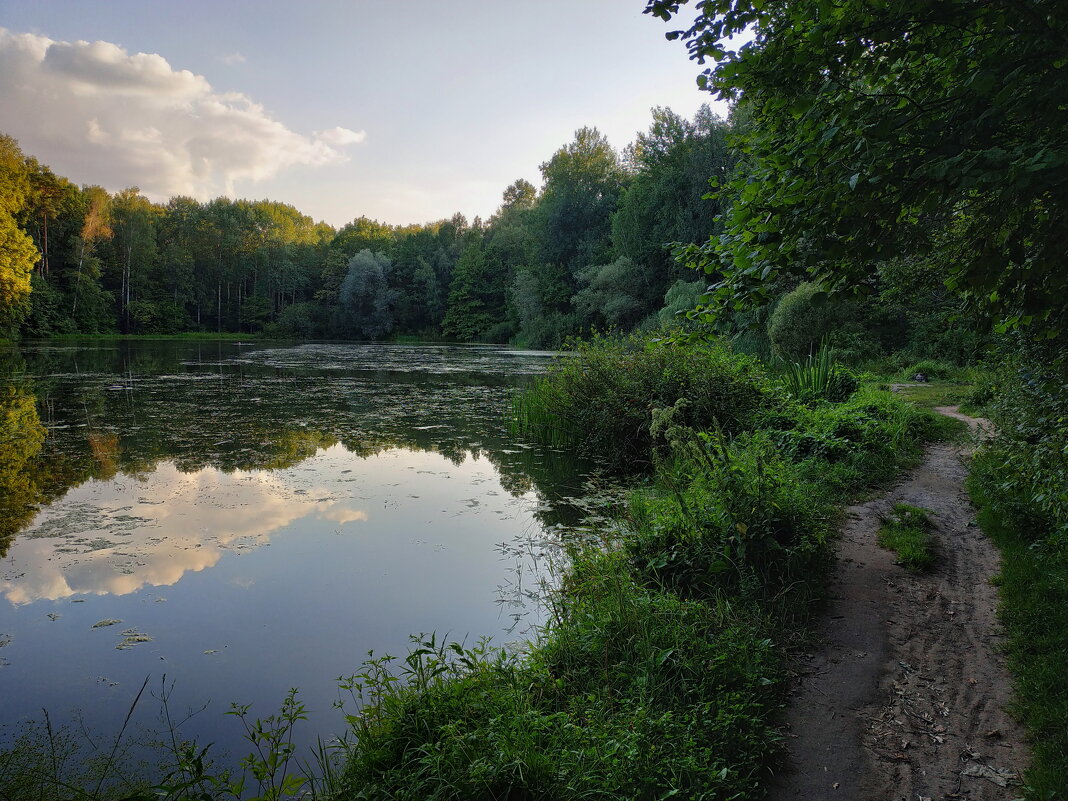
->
0 0 723 228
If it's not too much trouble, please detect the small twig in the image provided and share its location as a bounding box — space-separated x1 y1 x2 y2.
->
92 674 150 798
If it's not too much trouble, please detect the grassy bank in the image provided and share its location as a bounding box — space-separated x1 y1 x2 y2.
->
966 341 1067 799
334 334 953 799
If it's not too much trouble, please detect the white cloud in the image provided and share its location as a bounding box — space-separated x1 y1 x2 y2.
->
316 126 368 146
220 51 246 65
0 27 365 200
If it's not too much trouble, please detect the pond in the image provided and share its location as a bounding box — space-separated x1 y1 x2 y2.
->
0 340 593 761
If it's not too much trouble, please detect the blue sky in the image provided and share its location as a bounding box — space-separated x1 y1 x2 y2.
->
0 1 723 227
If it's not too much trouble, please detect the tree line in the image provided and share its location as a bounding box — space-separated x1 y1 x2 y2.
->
0 106 736 347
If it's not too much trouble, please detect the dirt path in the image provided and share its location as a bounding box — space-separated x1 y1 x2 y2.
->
766 407 1028 800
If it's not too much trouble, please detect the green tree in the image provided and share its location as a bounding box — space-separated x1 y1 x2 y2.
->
612 105 734 311
319 217 395 306
0 135 38 337
441 233 497 342
69 185 112 323
107 188 160 332
537 127 625 285
573 256 647 331
649 0 1068 334
338 249 396 339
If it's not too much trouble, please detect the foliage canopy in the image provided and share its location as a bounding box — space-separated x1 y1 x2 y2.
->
647 0 1068 335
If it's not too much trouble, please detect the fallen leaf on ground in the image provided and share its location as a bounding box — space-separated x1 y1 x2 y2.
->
961 762 1017 787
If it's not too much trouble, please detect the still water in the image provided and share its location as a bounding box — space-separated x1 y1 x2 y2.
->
0 340 590 759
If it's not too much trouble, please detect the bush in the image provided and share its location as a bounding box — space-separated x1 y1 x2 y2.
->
624 428 830 599
899 359 957 381
656 280 706 332
768 283 836 360
976 338 1067 548
512 333 783 473
263 301 319 339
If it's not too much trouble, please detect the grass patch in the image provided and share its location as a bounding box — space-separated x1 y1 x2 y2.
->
877 503 935 571
890 381 975 408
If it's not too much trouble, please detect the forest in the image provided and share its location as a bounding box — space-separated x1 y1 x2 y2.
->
0 99 991 365
0 109 730 347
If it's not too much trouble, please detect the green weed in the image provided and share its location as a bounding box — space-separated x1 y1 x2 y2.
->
877 503 935 571
970 445 1068 799
776 346 859 403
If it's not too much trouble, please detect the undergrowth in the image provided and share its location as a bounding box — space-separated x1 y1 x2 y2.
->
966 338 1067 799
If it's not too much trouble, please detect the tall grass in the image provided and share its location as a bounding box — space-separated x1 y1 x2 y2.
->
779 345 833 399
965 339 1067 798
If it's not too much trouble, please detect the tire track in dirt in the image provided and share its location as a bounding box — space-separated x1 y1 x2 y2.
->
767 408 1028 800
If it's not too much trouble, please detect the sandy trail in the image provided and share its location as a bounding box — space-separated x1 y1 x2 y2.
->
766 407 1028 800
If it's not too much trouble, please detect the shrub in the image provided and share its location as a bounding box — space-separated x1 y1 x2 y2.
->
976 337 1067 548
624 427 830 600
767 283 835 360
656 280 706 332
512 333 783 473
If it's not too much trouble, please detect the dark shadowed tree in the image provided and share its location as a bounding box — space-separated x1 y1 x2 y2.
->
537 127 625 284
649 0 1068 335
338 249 396 339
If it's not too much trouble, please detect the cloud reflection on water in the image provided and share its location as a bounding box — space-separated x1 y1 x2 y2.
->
1 444 371 605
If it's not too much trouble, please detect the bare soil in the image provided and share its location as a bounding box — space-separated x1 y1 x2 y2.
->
766 407 1028 800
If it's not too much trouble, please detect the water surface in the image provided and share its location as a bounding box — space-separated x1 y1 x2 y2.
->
0 340 588 759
